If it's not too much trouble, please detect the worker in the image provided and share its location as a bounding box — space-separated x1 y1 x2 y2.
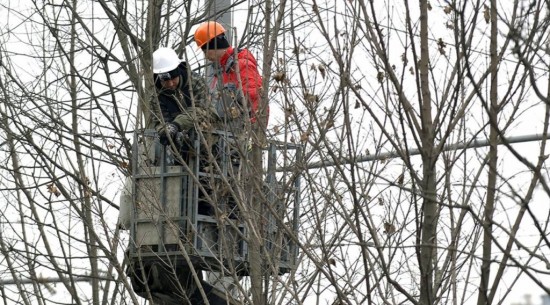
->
151 47 217 149
193 21 267 128
194 21 269 299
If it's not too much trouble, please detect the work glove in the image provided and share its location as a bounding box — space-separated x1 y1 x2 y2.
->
215 83 244 120
158 122 179 146
223 83 243 105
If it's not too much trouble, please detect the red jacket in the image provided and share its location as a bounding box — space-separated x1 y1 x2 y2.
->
211 47 267 123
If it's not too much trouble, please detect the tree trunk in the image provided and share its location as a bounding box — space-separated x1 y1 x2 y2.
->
477 1 499 304
418 0 437 304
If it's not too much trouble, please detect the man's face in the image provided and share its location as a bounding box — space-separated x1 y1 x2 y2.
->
203 49 222 62
160 75 180 90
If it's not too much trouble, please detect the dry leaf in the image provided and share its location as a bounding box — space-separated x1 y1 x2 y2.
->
437 38 446 55
120 161 129 169
273 71 286 83
327 258 336 266
304 93 318 104
444 5 452 14
47 183 61 197
427 1 432 10
300 132 309 142
384 222 396 234
318 64 326 79
377 71 385 83
284 106 294 118
397 173 404 185
378 197 384 206
355 100 360 109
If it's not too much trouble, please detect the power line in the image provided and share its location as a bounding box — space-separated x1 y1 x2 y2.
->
304 133 549 169
0 273 114 286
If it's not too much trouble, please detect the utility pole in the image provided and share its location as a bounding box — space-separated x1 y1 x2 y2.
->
204 0 241 301
205 2 266 305
205 0 233 79
206 0 233 41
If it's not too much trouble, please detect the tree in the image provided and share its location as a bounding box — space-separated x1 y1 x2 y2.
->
269 0 550 304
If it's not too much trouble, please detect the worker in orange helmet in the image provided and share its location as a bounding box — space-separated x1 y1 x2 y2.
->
194 21 267 128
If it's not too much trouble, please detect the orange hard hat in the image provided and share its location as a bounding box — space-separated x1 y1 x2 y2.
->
194 21 227 48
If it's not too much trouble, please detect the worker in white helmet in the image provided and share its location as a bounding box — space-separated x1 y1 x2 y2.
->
150 47 217 146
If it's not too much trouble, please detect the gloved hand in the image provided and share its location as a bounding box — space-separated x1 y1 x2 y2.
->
216 83 244 120
158 122 179 145
223 83 241 104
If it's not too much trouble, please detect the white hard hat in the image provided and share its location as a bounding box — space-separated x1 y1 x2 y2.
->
152 47 180 74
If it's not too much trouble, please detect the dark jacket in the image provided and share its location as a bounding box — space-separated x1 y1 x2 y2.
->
151 62 215 131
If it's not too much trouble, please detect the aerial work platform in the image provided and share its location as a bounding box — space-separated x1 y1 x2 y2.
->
119 129 302 304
